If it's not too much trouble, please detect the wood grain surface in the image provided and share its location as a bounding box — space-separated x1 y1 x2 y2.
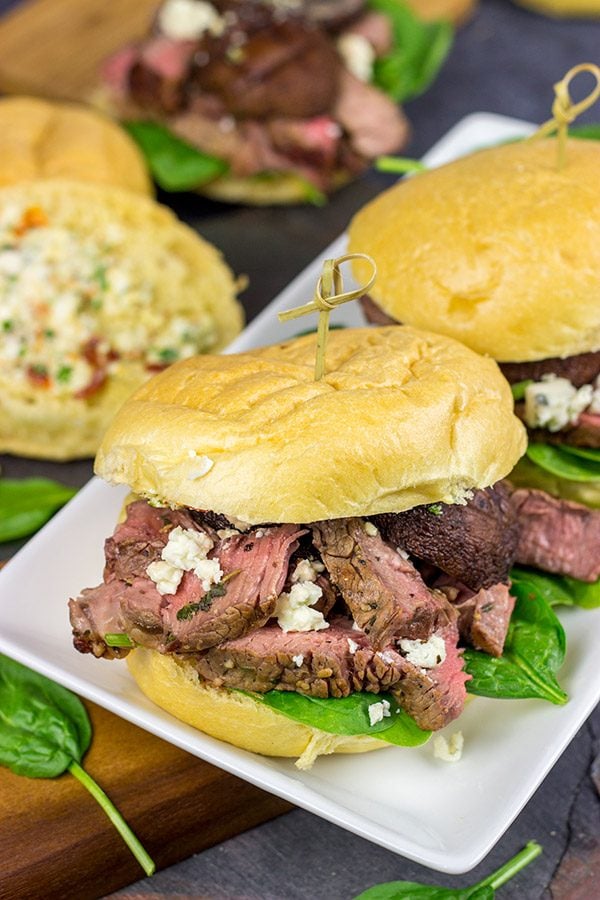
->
0 700 290 900
0 0 156 101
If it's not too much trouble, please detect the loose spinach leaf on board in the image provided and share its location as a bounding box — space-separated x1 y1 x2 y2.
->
124 121 228 191
0 655 155 875
526 443 600 483
353 841 542 899
464 575 568 705
512 567 600 610
0 478 77 543
253 690 431 747
368 0 453 103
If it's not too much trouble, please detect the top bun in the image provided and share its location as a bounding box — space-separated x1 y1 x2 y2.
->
0 96 152 196
348 138 600 362
96 326 526 523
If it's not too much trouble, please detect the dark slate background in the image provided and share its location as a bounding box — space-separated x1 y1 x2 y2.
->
2 0 600 896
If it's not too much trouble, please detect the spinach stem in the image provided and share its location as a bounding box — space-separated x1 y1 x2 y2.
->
376 156 427 174
68 760 155 876
476 841 542 891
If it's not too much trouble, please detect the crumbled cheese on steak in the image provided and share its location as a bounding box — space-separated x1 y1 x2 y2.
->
398 634 446 669
147 526 222 594
368 699 391 727
275 581 329 633
525 374 594 432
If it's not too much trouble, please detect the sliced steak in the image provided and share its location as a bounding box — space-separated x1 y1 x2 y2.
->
163 525 306 651
374 485 519 591
360 294 398 326
195 616 404 697
195 615 468 730
435 578 515 657
129 37 197 113
511 488 600 582
391 620 469 732
500 350 600 388
68 581 130 659
312 518 454 648
333 70 409 159
524 410 600 449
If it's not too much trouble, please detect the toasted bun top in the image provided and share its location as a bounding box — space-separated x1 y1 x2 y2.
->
0 96 152 195
96 327 526 523
348 138 600 362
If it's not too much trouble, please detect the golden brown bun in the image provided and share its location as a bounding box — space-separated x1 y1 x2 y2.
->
127 648 386 767
348 138 600 363
0 96 152 196
406 0 477 24
0 180 243 461
513 0 600 15
96 326 526 523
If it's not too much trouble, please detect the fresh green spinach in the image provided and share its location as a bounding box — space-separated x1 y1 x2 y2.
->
512 567 600 610
368 0 453 103
510 379 532 401
353 841 542 899
0 655 155 875
464 575 567 705
254 690 431 747
526 443 600 483
124 121 228 191
0 478 77 543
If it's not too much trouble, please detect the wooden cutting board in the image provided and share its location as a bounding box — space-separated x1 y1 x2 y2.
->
0 0 158 102
1 699 291 900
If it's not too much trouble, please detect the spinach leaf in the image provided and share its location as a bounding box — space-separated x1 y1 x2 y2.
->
369 0 453 103
512 567 600 610
254 690 431 747
0 655 155 875
354 841 542 899
526 443 600 483
464 576 567 704
511 379 532 401
0 478 77 543
124 121 228 191
376 156 428 175
558 445 600 463
569 123 600 140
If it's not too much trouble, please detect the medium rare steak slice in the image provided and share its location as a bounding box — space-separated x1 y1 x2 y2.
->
163 526 306 651
391 620 469 732
374 485 519 591
435 578 515 657
70 501 305 656
511 488 600 582
195 616 468 731
195 617 404 698
312 518 454 648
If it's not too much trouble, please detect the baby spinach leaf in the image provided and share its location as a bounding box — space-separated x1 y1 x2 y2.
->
526 443 600 483
0 478 77 543
464 577 567 704
558 445 600 463
511 567 600 609
376 156 427 175
354 841 542 899
369 0 453 103
124 121 228 191
511 379 532 401
569 123 600 140
0 655 155 875
254 690 431 747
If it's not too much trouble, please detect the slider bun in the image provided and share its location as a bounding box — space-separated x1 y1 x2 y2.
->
348 138 600 362
96 326 526 523
127 648 385 765
0 96 152 195
0 180 243 460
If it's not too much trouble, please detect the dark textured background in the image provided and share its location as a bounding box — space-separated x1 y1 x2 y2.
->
2 0 600 895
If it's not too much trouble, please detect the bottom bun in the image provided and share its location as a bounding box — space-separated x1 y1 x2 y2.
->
127 648 386 768
200 171 350 206
510 457 600 509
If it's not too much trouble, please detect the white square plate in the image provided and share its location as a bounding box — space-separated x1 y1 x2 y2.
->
2 113 597 875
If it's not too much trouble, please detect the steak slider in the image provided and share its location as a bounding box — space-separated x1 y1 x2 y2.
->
69 327 526 764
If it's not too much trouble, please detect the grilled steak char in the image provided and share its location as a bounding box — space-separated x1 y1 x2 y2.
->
434 578 515 658
312 517 455 648
374 484 519 591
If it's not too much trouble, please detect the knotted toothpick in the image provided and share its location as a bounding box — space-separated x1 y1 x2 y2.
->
278 253 377 381
529 62 600 169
